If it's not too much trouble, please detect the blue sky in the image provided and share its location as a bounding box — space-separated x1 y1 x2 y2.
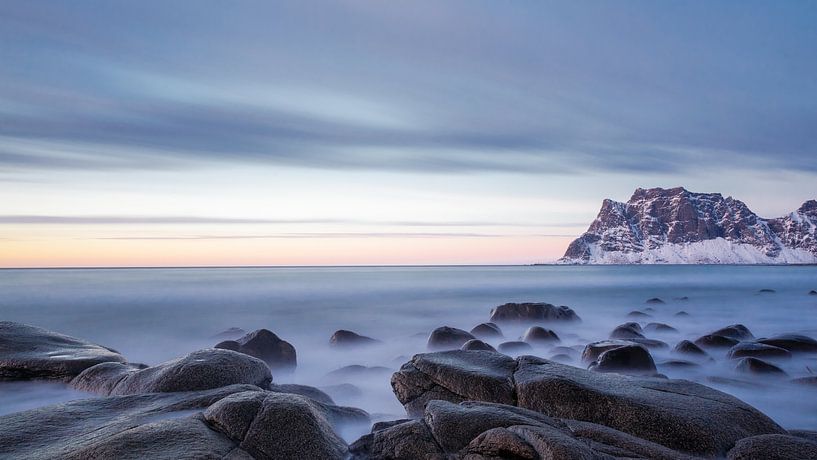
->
1 1 815 266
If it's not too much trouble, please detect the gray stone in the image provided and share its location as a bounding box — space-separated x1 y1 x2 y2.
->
673 339 710 358
735 357 787 376
427 326 475 350
727 434 817 460
461 339 497 352
215 329 297 372
329 330 380 348
581 339 634 363
0 321 126 381
728 342 792 360
644 322 679 334
470 322 503 339
712 324 754 340
589 344 657 375
609 322 645 339
758 334 817 353
349 419 444 459
488 303 580 323
521 326 560 344
695 334 740 348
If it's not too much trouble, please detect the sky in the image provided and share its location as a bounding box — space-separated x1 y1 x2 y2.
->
1 1 816 267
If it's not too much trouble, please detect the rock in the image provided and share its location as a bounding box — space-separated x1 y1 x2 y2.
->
646 297 665 304
627 310 652 318
461 339 497 352
390 351 516 417
215 329 297 372
324 365 391 382
675 311 691 317
790 430 817 443
728 342 792 360
791 376 817 387
391 351 786 457
644 306 656 313
497 341 533 354
349 419 444 459
427 326 475 350
758 334 817 353
628 337 669 350
0 384 256 458
644 322 679 334
675 296 690 301
204 391 366 459
514 356 786 456
735 357 788 376
610 322 645 339
658 359 700 369
695 334 740 348
712 324 755 340
488 302 580 323
0 322 126 381
470 322 503 339
727 434 817 460
329 330 379 348
809 290 817 296
581 340 634 363
210 327 246 340
521 326 560 344
757 289 776 294
460 427 540 459
269 383 334 405
72 349 272 396
564 419 699 460
673 339 710 358
589 344 657 375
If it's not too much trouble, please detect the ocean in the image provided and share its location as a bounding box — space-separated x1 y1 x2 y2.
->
1 265 816 438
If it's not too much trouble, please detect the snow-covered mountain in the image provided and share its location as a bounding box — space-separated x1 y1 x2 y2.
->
560 187 817 264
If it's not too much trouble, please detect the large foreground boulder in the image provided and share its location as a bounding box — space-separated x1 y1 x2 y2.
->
489 302 580 323
391 351 785 456
0 322 126 381
215 329 297 372
0 384 368 459
71 348 272 395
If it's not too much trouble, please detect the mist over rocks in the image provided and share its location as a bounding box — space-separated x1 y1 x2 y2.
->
329 330 380 348
214 329 297 372
0 321 126 381
426 326 475 350
470 322 503 339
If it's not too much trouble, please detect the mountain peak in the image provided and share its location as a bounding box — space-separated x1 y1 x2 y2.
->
560 188 817 264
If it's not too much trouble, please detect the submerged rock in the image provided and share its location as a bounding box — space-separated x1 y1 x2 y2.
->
809 290 817 296
215 329 297 372
734 357 788 376
673 339 709 358
329 330 379 348
645 297 665 304
609 322 644 339
757 334 817 353
589 344 657 375
674 311 691 317
461 339 497 352
497 341 533 354
644 322 679 334
627 310 652 318
427 326 475 350
581 340 635 363
72 348 272 396
728 342 792 360
391 351 785 456
0 322 126 381
712 324 754 340
488 302 580 323
757 289 776 294
695 334 740 349
521 326 560 344
470 322 503 339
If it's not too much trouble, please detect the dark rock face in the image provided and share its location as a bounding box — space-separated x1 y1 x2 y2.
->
734 357 787 376
521 326 560 344
646 297 665 304
390 351 785 457
675 310 691 317
215 329 297 372
728 342 792 360
488 302 580 323
757 334 817 353
695 334 740 349
497 341 533 354
71 349 272 396
609 322 644 339
589 344 657 375
0 384 366 460
810 290 817 295
727 434 817 460
460 339 497 352
644 322 679 333
0 322 126 381
627 310 652 318
427 326 475 350
470 322 503 338
329 330 379 348
713 324 754 340
792 376 817 387
560 187 817 264
673 339 709 358
757 288 776 294
581 340 636 363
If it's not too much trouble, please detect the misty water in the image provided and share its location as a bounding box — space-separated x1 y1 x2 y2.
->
1 265 816 440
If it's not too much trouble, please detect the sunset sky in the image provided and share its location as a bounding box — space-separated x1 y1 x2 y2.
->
1 1 816 267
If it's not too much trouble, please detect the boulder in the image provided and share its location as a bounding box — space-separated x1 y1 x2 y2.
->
674 311 691 317
588 344 657 375
470 322 503 339
628 337 669 350
695 334 740 349
269 383 334 405
757 289 776 294
461 339 497 352
488 302 580 323
72 348 272 396
809 290 817 296
427 326 475 350
728 342 792 360
581 340 634 363
644 322 679 334
727 434 817 460
658 359 700 369
646 297 665 304
497 341 533 354
757 334 817 353
627 310 652 318
215 329 297 372
390 351 516 417
349 419 444 459
791 376 817 387
712 324 754 340
734 357 787 376
329 330 379 348
521 326 560 344
609 322 644 339
0 322 126 381
673 339 709 358
564 419 698 460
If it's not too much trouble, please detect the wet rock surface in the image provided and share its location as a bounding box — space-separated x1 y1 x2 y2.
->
588 343 657 375
0 321 126 381
215 329 297 372
728 342 792 360
757 334 817 353
427 326 475 350
727 434 817 460
329 330 380 348
460 339 497 352
735 357 788 376
470 322 503 339
488 302 580 323
520 326 560 344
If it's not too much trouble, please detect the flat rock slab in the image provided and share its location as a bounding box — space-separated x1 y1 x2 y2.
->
391 350 785 457
0 321 126 381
